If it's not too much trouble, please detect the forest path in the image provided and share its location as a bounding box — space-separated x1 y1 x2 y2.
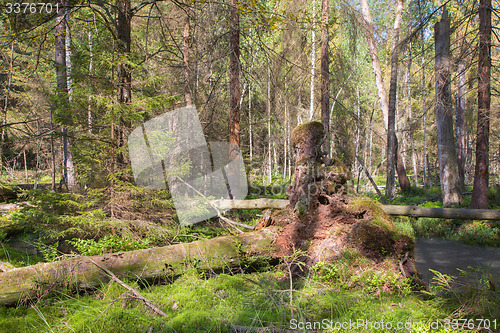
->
414 238 500 283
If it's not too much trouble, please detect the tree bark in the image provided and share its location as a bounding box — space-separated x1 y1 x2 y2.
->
386 0 409 197
211 200 500 221
422 29 428 187
359 0 389 127
360 0 409 196
54 0 76 190
455 61 466 186
434 7 463 207
183 13 192 106
229 0 240 159
407 42 418 186
470 0 491 209
320 0 330 158
212 199 288 210
87 21 94 133
0 44 13 177
267 66 271 184
286 122 325 214
116 0 132 167
0 230 278 306
382 205 500 220
309 0 317 121
63 14 77 191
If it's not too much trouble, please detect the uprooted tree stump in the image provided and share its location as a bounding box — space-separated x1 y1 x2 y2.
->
0 122 421 307
257 121 417 280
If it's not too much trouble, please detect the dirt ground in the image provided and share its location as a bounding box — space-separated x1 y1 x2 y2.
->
256 193 416 278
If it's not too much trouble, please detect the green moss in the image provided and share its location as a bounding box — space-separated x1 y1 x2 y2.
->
347 196 398 235
291 121 324 146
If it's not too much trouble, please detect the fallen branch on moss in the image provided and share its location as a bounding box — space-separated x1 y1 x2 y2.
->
0 229 278 306
87 257 167 317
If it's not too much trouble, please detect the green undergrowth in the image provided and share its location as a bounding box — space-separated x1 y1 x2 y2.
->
362 186 500 247
0 248 480 333
392 216 500 247
0 186 230 267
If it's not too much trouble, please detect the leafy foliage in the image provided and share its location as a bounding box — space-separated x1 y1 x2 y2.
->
68 235 149 256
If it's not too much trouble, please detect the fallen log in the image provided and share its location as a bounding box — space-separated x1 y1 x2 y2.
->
0 229 278 306
218 199 500 221
212 199 289 210
381 205 500 220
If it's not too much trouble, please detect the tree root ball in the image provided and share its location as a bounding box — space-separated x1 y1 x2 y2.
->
261 122 419 284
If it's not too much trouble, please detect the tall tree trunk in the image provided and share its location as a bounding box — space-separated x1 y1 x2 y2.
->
1 43 13 177
354 87 361 182
360 0 409 196
407 42 418 186
470 0 491 209
359 0 389 127
283 75 288 180
386 0 409 197
63 14 76 191
87 21 94 133
249 84 252 161
116 0 132 167
183 13 192 106
229 0 240 162
320 0 330 158
267 66 271 184
434 7 462 206
309 0 317 121
455 61 466 186
54 0 74 190
422 29 428 187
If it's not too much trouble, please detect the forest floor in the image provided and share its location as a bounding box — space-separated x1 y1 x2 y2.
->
0 182 498 332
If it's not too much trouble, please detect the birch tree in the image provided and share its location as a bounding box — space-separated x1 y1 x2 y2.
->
359 0 410 197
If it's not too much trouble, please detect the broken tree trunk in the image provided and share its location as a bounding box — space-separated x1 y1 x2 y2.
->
286 122 325 215
0 230 277 306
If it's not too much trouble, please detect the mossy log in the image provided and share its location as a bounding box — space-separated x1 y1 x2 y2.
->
0 229 277 306
212 199 289 210
220 199 500 221
382 205 500 220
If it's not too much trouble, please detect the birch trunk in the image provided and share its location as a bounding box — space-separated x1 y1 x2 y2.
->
455 62 466 186
360 0 409 196
407 42 418 186
64 15 76 191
